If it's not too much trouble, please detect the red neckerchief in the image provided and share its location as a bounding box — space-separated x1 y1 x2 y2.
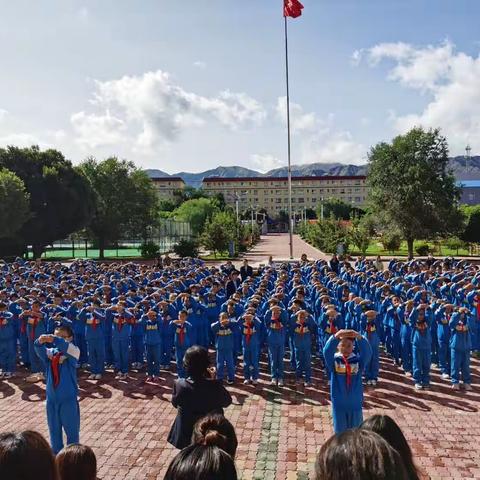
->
245 321 252 344
0 316 6 327
178 323 185 345
476 295 480 320
329 317 337 334
20 318 27 334
366 321 374 338
117 316 124 331
298 320 305 335
51 352 62 388
29 316 39 340
272 315 281 329
342 354 352 389
92 316 98 330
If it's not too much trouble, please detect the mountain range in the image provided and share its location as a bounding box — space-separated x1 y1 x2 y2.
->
146 156 480 188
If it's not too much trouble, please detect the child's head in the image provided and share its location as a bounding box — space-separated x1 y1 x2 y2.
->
54 326 74 343
338 337 354 356
0 302 6 311
178 310 187 321
192 414 238 458
56 443 97 480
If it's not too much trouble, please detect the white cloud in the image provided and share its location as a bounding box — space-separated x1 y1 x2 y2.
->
193 61 207 69
0 132 49 149
0 109 7 121
250 153 283 172
71 110 127 148
77 7 89 22
73 70 266 152
275 97 366 164
357 40 480 153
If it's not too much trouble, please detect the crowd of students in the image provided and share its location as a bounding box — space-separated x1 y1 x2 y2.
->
0 254 478 449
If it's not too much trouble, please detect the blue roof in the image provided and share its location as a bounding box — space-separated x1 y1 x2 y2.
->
456 180 480 188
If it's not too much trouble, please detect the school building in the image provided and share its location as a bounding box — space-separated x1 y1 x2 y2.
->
151 177 186 202
457 180 480 205
201 175 368 217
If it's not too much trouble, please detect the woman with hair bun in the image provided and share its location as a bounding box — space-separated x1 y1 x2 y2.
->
192 414 238 458
167 346 232 449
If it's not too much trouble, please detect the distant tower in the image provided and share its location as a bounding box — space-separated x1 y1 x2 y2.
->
465 144 472 170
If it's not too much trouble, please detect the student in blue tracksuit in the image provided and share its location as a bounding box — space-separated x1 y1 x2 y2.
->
435 303 453 379
34 325 80 454
10 295 28 368
69 301 88 367
79 302 106 380
410 305 432 390
399 300 414 377
158 301 175 369
130 305 145 370
21 300 48 382
323 329 372 434
142 309 162 381
211 312 236 385
290 310 317 386
264 304 288 386
108 304 133 379
170 310 193 379
449 307 473 391
0 302 15 377
361 310 380 386
240 311 263 385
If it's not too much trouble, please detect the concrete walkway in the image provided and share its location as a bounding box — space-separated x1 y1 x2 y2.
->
239 233 328 268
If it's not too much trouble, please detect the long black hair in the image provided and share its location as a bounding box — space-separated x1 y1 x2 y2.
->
314 429 408 480
163 444 237 480
361 415 420 480
183 346 210 381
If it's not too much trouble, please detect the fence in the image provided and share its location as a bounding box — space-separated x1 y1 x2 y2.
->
35 220 193 260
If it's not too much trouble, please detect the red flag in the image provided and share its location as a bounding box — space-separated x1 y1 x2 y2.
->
284 0 304 18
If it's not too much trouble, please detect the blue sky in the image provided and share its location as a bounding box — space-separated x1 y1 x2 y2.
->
0 0 478 173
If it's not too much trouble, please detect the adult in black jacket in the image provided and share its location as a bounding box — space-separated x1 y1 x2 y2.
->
240 260 253 282
167 346 232 449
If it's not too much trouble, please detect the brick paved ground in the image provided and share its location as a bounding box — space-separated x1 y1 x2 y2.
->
1 353 479 480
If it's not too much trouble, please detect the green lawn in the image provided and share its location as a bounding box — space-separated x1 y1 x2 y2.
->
350 240 473 257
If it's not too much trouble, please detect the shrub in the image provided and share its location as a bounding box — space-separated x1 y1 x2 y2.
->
140 241 160 259
415 244 430 256
381 232 402 253
173 239 199 258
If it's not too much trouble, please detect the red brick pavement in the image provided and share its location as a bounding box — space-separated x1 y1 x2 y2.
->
1 353 479 480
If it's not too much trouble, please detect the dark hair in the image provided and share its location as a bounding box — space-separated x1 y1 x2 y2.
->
56 444 96 480
361 415 420 480
192 414 238 458
55 325 74 339
164 444 237 480
314 429 408 480
183 346 210 380
0 430 58 480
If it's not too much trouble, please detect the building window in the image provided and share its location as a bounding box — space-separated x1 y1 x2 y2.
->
298 198 304 203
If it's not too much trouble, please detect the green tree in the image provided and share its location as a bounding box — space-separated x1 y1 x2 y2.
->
0 146 95 258
173 198 217 236
367 127 461 259
349 218 371 254
0 168 30 240
460 205 480 245
201 211 237 257
80 157 158 259
381 230 402 254
317 198 354 220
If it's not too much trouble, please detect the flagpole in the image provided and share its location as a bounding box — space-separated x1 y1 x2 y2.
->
284 15 294 260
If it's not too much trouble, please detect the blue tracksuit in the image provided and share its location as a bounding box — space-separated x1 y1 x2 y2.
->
69 306 88 365
361 315 380 382
264 310 288 381
410 309 432 386
240 317 263 381
130 313 145 365
0 311 15 373
170 320 193 378
399 306 413 374
159 310 174 368
142 316 162 376
34 337 80 454
449 312 473 385
435 307 452 375
80 308 105 375
290 315 317 383
110 311 132 374
323 336 372 434
11 302 28 367
25 312 47 374
211 320 236 382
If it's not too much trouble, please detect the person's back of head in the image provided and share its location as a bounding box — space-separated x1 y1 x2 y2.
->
192 414 238 458
164 444 237 480
314 429 408 480
56 444 97 480
0 430 57 480
360 415 420 480
183 345 210 381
